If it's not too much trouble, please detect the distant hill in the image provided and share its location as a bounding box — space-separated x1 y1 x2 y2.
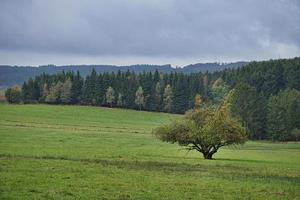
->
180 62 248 73
0 62 247 88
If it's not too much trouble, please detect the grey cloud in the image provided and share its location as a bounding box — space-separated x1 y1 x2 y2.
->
0 0 299 65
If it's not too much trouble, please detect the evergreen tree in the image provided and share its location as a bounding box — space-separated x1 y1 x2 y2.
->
267 88 300 141
71 71 83 104
21 82 30 103
154 82 162 111
82 69 97 105
231 82 266 139
173 74 189 113
95 74 104 105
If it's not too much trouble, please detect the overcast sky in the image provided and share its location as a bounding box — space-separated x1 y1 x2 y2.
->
0 0 299 67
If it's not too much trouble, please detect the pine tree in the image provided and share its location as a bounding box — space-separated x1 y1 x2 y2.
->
173 74 188 113
82 69 97 105
267 88 300 141
154 82 162 111
71 71 83 104
231 82 266 139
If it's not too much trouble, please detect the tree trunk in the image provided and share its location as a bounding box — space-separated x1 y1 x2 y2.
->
203 152 213 159
202 148 218 159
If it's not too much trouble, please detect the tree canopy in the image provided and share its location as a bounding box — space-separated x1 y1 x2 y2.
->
153 92 247 159
5 86 21 104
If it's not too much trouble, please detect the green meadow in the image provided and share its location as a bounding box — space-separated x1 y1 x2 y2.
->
0 104 299 199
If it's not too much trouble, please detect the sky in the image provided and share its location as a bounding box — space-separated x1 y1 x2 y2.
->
0 0 299 67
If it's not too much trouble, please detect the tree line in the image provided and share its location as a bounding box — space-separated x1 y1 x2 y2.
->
5 57 300 141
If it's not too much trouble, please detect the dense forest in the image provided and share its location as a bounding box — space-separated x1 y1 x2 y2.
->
4 57 300 141
0 62 247 88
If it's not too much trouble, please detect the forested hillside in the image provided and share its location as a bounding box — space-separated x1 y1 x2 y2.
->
0 62 247 88
4 57 300 141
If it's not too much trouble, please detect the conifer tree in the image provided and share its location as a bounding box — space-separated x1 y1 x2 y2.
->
154 82 162 111
231 82 266 139
71 71 83 104
173 74 188 113
267 88 300 141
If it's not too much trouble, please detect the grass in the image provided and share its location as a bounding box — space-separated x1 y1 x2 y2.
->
0 104 299 199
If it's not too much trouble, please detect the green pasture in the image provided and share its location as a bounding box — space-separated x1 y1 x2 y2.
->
0 104 299 199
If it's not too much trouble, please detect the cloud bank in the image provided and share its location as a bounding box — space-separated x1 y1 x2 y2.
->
0 0 299 66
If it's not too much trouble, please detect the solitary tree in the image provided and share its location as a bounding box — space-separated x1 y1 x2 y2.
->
153 91 247 159
106 86 115 107
135 86 144 110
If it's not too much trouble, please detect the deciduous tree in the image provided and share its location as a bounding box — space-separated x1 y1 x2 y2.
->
163 84 173 112
135 86 144 110
106 86 115 107
154 91 247 159
60 79 72 104
5 86 22 104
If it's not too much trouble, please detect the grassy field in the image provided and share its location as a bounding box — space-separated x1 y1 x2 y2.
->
0 104 299 199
